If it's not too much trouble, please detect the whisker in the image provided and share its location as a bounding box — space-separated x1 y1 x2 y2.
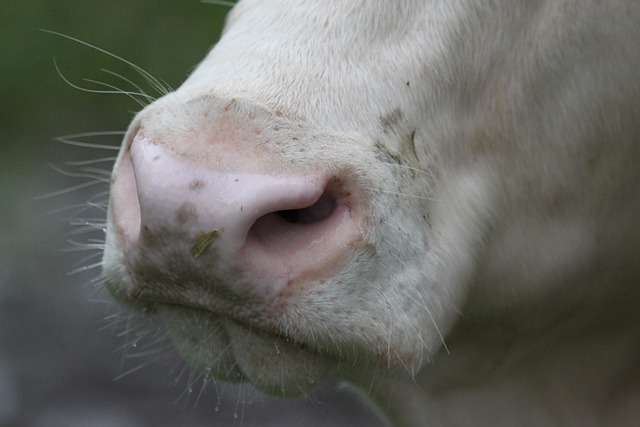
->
65 156 117 166
46 163 111 183
66 260 103 276
52 59 147 108
88 294 116 306
377 189 438 202
34 179 105 200
65 220 106 232
124 343 175 359
173 363 191 388
112 361 155 382
74 166 112 177
400 287 449 356
81 77 153 108
194 368 214 408
56 131 124 150
41 30 171 96
201 0 237 7
63 241 105 253
45 200 106 217
69 252 104 271
379 161 433 177
100 315 129 332
100 67 157 103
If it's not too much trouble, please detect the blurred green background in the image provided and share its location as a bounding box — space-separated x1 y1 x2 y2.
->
1 0 227 273
0 1 386 426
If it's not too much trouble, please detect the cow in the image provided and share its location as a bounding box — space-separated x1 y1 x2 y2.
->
100 1 640 425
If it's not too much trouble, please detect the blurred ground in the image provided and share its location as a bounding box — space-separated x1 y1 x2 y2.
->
0 1 387 426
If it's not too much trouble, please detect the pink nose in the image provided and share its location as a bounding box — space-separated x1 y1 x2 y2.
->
110 134 360 289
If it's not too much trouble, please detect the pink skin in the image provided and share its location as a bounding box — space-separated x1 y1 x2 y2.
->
110 132 362 308
101 95 384 398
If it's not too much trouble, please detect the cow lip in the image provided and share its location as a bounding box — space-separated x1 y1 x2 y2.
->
149 299 298 345
103 259 299 345
157 301 319 366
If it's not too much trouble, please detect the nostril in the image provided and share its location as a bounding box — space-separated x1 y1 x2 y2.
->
247 188 345 254
277 193 336 224
242 177 359 282
114 133 362 289
277 209 302 223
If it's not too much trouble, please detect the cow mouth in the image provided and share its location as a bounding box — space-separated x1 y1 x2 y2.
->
156 300 295 345
152 302 338 397
103 251 339 396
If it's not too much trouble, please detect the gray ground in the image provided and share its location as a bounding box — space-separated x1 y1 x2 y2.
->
1 1 388 426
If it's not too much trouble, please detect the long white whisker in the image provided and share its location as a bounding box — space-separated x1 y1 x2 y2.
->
34 179 105 199
112 361 155 382
56 131 124 149
377 190 438 201
52 59 146 107
65 156 117 166
100 67 158 102
66 261 103 276
41 30 170 96
46 163 111 183
400 287 450 356
379 161 433 177
201 0 237 7
81 77 154 107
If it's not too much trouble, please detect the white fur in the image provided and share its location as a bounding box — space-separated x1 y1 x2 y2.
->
103 1 640 426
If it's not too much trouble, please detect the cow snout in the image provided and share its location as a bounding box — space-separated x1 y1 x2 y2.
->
108 131 363 304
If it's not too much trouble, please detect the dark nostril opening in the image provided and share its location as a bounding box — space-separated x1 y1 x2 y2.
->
247 184 352 257
276 192 336 224
277 209 302 223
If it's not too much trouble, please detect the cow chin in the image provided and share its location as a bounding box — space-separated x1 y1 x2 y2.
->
157 304 337 398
